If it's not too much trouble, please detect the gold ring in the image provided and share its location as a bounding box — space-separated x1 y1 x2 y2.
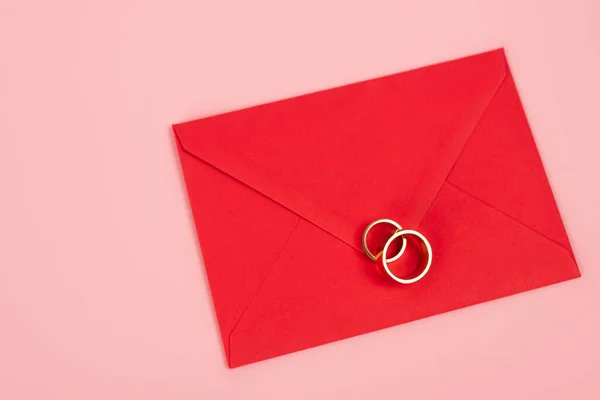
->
380 229 432 284
362 219 407 262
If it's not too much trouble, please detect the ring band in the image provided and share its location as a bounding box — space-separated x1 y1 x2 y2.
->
380 229 432 284
362 219 407 262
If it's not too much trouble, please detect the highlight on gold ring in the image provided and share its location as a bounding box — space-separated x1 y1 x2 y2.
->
361 219 407 262
362 219 432 284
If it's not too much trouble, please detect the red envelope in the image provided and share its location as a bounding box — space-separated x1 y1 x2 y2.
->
173 48 580 368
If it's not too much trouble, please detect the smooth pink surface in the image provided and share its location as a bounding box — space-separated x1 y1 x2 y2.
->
0 0 598 398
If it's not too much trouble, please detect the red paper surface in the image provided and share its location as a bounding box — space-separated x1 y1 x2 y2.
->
173 49 579 368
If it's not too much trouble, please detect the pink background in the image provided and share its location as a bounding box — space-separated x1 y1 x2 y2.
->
1 0 599 398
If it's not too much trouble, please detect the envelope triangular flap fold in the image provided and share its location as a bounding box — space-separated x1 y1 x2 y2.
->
174 49 508 251
174 136 302 367
446 66 575 257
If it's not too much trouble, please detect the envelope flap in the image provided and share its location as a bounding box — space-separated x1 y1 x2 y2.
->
174 49 507 251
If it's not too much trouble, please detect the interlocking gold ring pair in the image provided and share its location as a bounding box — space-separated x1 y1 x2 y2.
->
362 219 432 284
